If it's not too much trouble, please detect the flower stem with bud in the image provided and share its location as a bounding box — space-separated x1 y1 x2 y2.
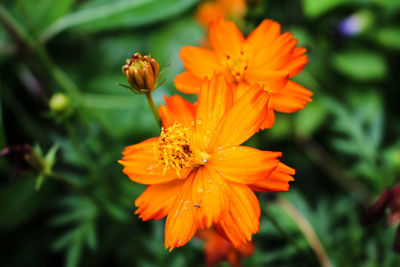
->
122 53 162 127
145 92 161 127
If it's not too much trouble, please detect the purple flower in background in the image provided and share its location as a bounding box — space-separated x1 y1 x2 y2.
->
338 15 364 36
337 11 373 37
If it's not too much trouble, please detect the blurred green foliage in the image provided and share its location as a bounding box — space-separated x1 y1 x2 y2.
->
1 0 400 266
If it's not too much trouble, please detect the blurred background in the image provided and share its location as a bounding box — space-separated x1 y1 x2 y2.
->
1 0 400 266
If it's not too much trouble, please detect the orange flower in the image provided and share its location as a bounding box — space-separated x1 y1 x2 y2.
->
119 74 294 250
198 229 254 267
175 18 313 129
196 0 247 27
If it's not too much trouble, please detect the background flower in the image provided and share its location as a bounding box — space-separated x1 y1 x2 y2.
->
196 0 247 27
175 17 312 129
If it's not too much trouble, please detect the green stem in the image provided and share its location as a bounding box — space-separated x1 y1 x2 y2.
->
277 197 333 267
262 204 315 263
0 3 34 48
145 92 161 128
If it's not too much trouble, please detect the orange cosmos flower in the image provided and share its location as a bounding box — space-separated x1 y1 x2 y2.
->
119 74 294 250
175 17 313 129
196 0 247 27
198 229 254 267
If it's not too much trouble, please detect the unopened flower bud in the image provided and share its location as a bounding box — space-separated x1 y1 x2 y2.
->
49 93 70 113
122 53 160 92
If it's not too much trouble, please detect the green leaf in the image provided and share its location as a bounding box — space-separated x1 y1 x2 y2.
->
35 174 45 191
331 50 387 81
40 0 198 42
15 0 75 33
85 223 97 250
264 115 291 141
295 98 328 137
44 143 59 173
0 178 43 228
52 229 77 250
52 196 98 267
66 238 82 267
302 0 347 18
376 27 400 50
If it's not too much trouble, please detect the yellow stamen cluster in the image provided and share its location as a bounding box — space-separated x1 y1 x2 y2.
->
157 124 192 177
222 51 249 82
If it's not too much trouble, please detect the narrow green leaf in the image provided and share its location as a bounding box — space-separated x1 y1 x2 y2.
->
332 50 387 81
35 174 45 191
40 0 198 42
44 143 60 171
85 223 97 250
66 238 82 267
52 230 77 251
302 0 347 18
295 98 328 137
15 0 75 33
376 27 400 50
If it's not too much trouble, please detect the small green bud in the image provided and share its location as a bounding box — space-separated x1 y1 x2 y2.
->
49 93 70 113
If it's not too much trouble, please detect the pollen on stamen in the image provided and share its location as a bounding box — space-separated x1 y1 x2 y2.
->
156 123 192 177
222 52 249 82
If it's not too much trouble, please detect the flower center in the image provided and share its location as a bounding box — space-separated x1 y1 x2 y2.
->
222 51 249 82
157 123 209 177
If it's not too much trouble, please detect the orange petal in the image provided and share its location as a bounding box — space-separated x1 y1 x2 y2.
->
246 19 281 57
179 46 222 78
165 172 198 251
158 95 196 129
192 167 231 228
209 17 245 59
214 183 260 247
208 146 280 184
271 80 313 113
245 20 308 77
248 28 297 71
195 74 233 149
238 241 255 257
260 108 276 129
233 82 251 102
260 33 298 70
244 69 289 92
286 47 308 77
119 138 179 184
209 84 269 149
249 163 295 192
199 229 232 267
135 179 184 220
174 71 203 94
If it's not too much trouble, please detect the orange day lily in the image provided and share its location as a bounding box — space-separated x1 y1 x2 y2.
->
175 17 313 129
119 74 294 250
